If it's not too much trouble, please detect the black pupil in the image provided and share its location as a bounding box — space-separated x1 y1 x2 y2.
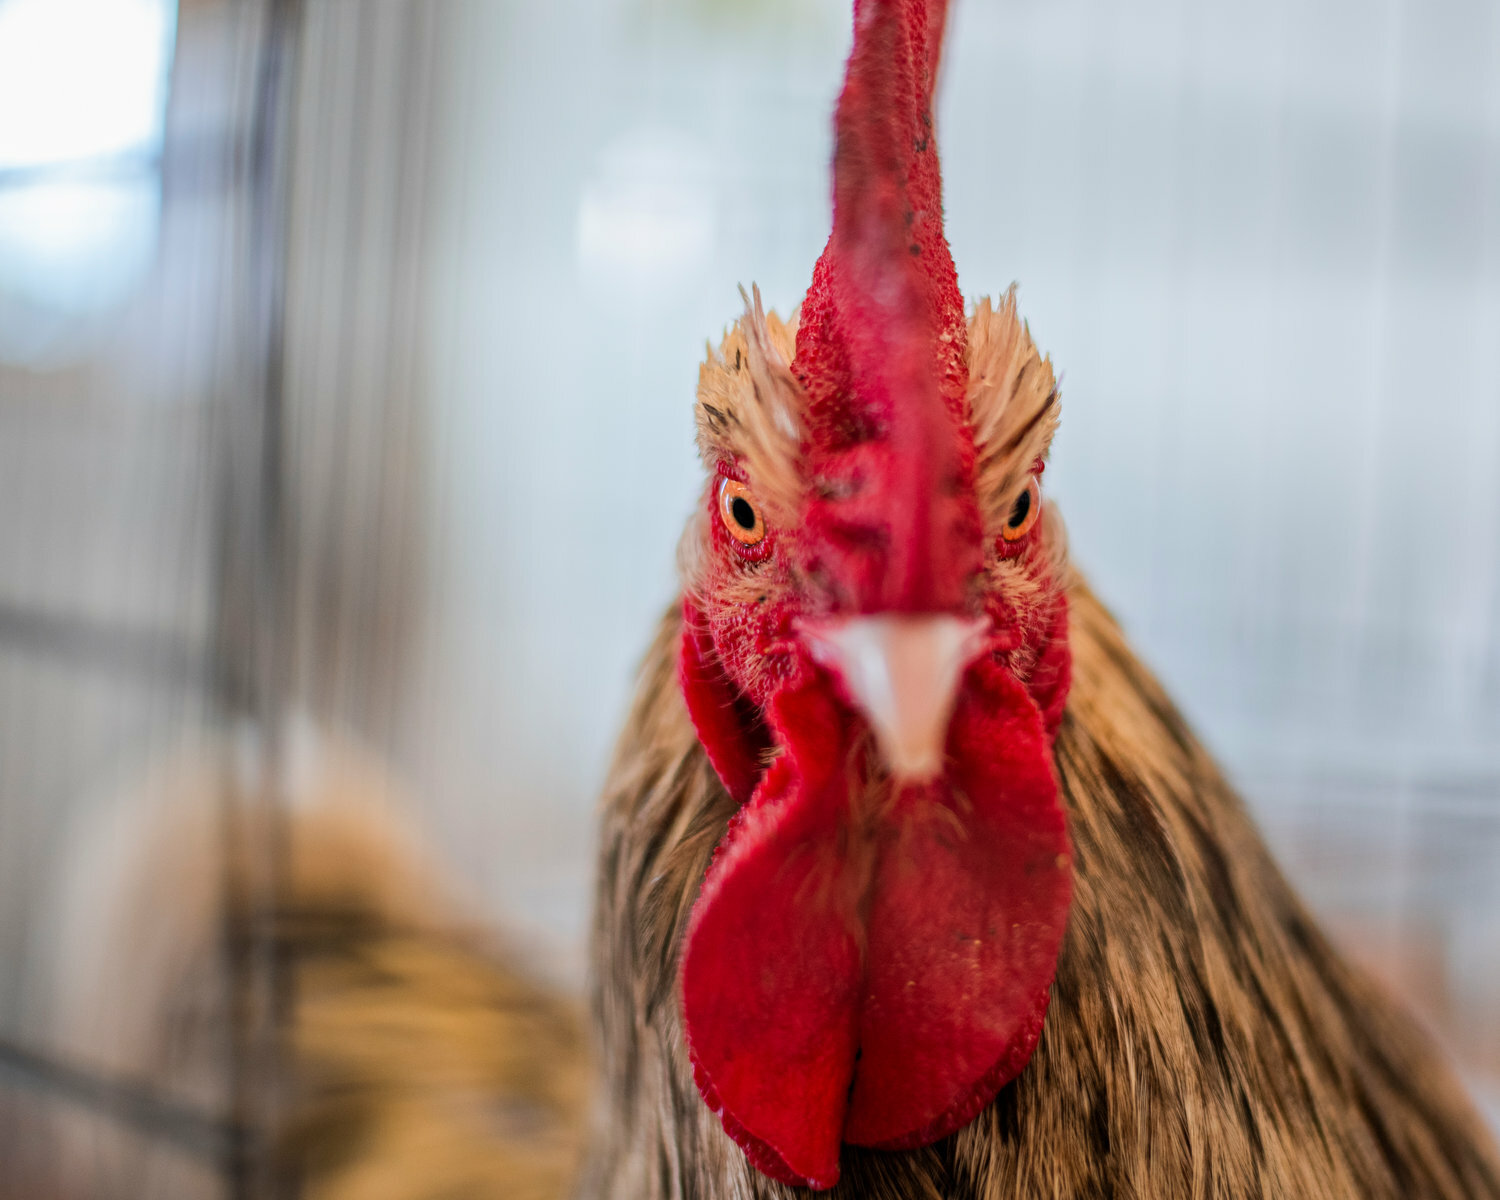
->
731 496 757 531
1008 488 1032 528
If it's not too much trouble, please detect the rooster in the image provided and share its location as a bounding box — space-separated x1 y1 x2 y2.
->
582 0 1500 1196
46 2 1500 1199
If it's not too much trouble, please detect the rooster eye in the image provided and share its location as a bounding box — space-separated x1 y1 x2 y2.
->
719 478 766 546
1001 477 1042 543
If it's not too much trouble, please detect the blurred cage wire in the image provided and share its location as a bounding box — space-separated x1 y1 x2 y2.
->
0 0 1499 1197
0 0 444 1196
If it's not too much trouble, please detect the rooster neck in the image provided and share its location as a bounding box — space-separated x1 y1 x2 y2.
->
584 582 1500 1200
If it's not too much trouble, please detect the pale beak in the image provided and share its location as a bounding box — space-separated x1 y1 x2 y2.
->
799 615 991 781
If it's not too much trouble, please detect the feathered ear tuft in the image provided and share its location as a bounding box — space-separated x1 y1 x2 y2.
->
693 285 804 527
967 288 1060 539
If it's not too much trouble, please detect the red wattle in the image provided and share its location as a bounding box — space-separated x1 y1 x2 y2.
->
680 682 862 1190
678 634 1072 1189
679 599 772 805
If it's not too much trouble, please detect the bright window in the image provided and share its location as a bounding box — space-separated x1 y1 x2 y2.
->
0 0 177 365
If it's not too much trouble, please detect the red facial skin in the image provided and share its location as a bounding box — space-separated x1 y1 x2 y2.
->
678 462 1072 1190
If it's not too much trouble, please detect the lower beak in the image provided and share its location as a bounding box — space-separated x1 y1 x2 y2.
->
799 614 990 782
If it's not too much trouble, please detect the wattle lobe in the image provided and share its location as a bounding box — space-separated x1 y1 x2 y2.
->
844 659 1071 1148
680 684 860 1189
679 655 1073 1189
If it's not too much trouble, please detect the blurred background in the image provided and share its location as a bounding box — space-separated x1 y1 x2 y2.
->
0 0 1496 1194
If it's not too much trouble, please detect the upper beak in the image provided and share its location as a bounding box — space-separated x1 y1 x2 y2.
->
799 614 990 781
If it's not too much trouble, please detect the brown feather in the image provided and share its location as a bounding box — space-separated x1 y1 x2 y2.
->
692 288 805 538
967 288 1060 540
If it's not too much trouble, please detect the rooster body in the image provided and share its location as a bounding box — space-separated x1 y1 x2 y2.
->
586 575 1500 1198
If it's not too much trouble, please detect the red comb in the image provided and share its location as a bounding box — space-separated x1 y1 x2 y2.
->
792 0 980 614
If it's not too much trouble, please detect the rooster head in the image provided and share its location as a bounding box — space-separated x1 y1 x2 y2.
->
675 0 1072 1188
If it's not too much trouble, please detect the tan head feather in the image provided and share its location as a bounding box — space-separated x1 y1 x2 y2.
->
967 288 1060 539
693 285 804 528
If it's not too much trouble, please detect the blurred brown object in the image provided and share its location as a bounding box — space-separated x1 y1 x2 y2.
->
282 794 589 1200
42 728 587 1200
